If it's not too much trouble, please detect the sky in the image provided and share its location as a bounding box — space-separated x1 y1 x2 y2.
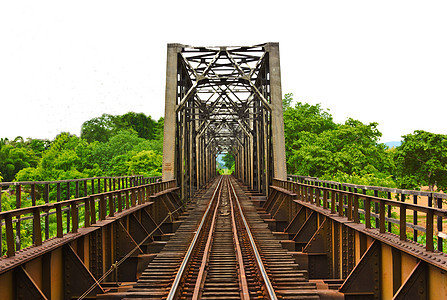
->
1 1 446 143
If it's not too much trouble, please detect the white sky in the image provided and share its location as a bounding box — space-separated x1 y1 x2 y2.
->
1 1 446 142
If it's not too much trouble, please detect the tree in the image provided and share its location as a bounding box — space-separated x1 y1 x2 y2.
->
283 101 337 168
26 138 50 157
283 92 293 110
287 119 393 178
283 95 395 185
116 112 157 140
154 117 164 140
89 128 163 176
395 130 447 191
133 139 163 155
222 153 235 169
15 132 98 182
90 130 144 175
0 142 38 182
81 112 163 143
80 114 117 143
0 138 9 147
127 150 162 176
283 100 336 175
0 137 50 182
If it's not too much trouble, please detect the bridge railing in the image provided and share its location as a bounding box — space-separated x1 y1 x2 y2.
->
0 175 164 257
287 174 447 205
278 177 447 253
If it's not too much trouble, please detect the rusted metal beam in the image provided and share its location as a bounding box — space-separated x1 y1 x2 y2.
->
302 217 332 279
15 266 48 299
339 240 381 299
393 261 427 300
292 212 318 250
63 245 104 299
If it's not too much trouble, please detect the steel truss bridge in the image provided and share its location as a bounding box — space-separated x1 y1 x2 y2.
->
0 43 446 299
162 43 287 199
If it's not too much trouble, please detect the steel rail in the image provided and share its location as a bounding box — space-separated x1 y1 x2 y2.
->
229 177 278 300
191 179 222 300
166 176 223 300
228 178 251 300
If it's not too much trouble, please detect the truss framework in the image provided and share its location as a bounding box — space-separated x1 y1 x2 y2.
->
162 43 287 199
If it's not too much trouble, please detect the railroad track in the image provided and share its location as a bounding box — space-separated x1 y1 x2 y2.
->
124 176 319 299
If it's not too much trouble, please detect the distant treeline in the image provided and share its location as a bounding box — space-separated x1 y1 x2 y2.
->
282 93 447 192
0 112 164 184
1 98 446 193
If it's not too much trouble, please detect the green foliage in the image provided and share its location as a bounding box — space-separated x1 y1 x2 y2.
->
26 138 51 158
217 164 234 175
154 117 164 139
0 139 40 182
221 153 235 170
283 95 395 184
80 114 117 143
320 171 396 188
116 112 158 140
283 94 447 192
81 112 162 143
89 130 163 176
11 112 164 185
17 132 97 181
90 130 143 175
108 154 132 176
1 189 51 255
395 130 447 191
127 150 162 177
283 92 293 110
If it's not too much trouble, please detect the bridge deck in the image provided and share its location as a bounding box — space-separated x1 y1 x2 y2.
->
1 175 447 299
100 176 336 299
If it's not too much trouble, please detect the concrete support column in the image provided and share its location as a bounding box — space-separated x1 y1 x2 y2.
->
267 42 287 180
162 43 182 181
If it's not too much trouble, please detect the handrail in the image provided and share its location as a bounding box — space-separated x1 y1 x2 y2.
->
287 174 447 199
0 175 162 215
0 175 161 187
0 179 175 257
290 182 447 218
274 178 447 253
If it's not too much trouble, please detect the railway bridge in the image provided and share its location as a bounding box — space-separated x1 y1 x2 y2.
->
1 43 447 299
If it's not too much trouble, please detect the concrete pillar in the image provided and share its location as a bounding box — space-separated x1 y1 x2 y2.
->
162 43 182 181
267 42 287 180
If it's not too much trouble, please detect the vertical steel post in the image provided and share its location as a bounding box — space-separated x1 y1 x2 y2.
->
44 183 49 240
15 184 21 251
